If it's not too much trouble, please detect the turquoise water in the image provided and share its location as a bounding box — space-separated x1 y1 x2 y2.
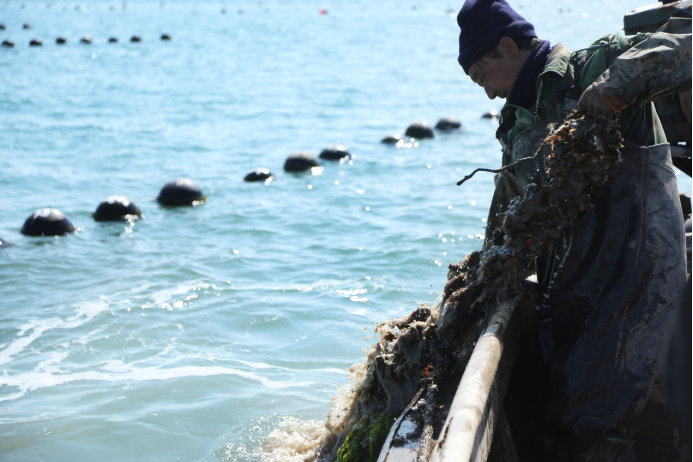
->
1 1 690 461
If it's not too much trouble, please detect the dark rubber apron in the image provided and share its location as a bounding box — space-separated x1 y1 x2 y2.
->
534 140 687 460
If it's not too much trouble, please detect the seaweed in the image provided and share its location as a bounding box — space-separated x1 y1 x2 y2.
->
336 412 396 462
314 113 623 461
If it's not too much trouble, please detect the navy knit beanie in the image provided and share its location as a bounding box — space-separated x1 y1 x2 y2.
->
457 0 537 74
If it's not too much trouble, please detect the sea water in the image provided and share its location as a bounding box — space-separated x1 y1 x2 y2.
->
0 1 690 461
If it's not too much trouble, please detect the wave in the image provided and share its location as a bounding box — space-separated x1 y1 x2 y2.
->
0 363 315 404
0 301 110 366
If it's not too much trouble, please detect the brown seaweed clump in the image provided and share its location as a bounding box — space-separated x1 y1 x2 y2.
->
312 113 623 461
447 112 624 305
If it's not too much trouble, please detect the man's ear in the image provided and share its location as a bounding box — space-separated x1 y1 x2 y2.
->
498 37 518 58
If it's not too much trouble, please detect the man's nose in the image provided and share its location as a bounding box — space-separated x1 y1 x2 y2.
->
484 84 496 100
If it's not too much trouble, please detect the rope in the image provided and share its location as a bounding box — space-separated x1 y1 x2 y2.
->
456 154 540 186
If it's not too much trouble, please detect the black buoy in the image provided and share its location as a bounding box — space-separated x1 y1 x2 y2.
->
244 168 274 182
93 195 142 221
80 36 92 44
23 23 31 29
0 236 12 248
284 151 321 172
160 33 171 41
319 145 351 161
2 39 15 48
29 38 42 47
481 110 499 119
130 35 141 42
404 122 435 139
435 117 463 131
381 134 403 144
0 23 6 30
108 36 118 43
157 178 206 206
56 36 67 44
21 208 75 236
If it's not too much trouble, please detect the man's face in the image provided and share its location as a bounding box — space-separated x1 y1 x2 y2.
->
468 55 520 100
467 37 527 100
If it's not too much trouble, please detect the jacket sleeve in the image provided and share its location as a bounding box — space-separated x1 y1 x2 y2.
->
596 18 692 108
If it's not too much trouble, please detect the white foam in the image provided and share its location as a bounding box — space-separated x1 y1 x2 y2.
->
254 417 326 462
348 307 368 316
99 360 129 372
0 364 313 403
235 360 282 370
0 391 28 405
68 300 110 322
0 321 56 366
17 322 35 337
0 302 109 366
148 281 210 307
234 360 348 376
337 288 368 297
314 368 349 375
74 326 107 345
36 351 70 371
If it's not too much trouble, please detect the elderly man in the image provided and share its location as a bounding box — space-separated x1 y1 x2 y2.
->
456 0 691 460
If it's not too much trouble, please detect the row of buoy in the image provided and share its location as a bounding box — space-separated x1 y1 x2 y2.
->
1 34 170 48
1 130 428 241
245 118 468 181
0 108 505 244
0 113 507 244
0 22 33 30
381 118 462 144
13 178 204 239
246 145 354 181
3 145 349 240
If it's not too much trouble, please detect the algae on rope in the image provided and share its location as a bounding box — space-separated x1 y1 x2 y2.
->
313 113 623 461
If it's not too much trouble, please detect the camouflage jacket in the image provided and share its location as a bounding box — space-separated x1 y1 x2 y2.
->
484 18 692 251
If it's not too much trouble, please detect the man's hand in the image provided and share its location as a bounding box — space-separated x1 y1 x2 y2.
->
577 75 628 119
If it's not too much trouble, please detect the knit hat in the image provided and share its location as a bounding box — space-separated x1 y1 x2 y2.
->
457 0 537 74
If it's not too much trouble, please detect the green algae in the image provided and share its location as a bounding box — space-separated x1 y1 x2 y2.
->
337 412 396 462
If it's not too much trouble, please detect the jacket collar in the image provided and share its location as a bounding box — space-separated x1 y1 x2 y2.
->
538 42 571 82
497 42 573 149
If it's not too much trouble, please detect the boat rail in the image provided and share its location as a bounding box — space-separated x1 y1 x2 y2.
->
429 296 521 462
376 283 535 462
430 290 526 462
